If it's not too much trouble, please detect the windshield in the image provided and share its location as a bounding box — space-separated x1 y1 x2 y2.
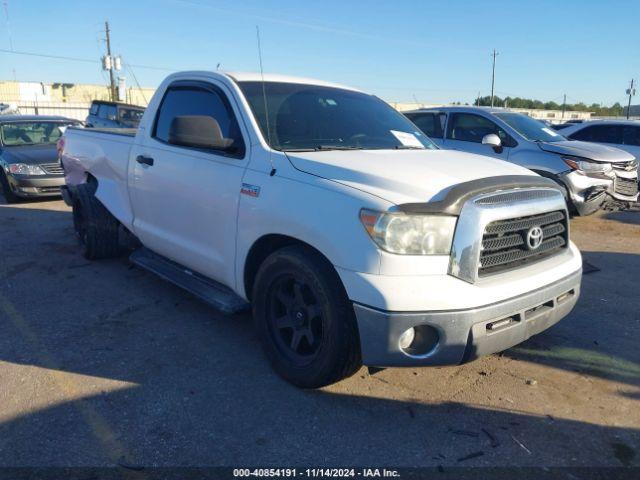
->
238 81 437 151
0 121 78 147
494 112 566 143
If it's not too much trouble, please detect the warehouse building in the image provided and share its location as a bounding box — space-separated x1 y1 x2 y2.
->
0 80 153 120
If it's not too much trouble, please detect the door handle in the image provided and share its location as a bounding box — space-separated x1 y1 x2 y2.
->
136 155 154 166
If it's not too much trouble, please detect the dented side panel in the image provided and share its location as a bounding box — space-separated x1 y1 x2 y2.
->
61 128 136 230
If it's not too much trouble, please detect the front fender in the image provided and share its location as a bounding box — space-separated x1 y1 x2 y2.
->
234 170 388 298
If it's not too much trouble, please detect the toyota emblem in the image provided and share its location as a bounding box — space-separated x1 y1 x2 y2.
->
526 226 544 250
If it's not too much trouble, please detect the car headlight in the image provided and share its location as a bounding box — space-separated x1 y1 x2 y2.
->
562 155 612 174
360 209 457 255
8 163 46 175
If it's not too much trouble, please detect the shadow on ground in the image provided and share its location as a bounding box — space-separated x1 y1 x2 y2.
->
604 211 640 226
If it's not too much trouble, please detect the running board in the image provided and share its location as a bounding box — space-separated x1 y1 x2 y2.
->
129 248 249 314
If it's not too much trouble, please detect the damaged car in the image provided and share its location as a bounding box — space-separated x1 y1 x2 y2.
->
404 107 638 214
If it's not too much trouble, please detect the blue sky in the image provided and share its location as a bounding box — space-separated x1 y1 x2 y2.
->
1 0 638 105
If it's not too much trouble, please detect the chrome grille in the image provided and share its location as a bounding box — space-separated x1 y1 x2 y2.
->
612 160 638 172
40 162 64 175
614 176 639 197
479 210 568 276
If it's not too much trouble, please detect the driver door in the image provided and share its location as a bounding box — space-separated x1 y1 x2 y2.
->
444 112 514 159
128 80 248 285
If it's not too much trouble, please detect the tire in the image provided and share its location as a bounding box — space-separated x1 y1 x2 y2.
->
0 171 20 204
252 245 362 388
74 183 120 260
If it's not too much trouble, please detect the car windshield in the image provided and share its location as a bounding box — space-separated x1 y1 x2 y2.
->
238 81 437 151
0 121 78 146
494 112 566 143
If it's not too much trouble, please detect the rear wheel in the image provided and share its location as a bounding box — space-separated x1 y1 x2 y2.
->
0 172 20 204
252 245 361 388
73 183 120 259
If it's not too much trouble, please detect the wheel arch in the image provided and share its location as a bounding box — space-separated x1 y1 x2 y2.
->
242 234 345 302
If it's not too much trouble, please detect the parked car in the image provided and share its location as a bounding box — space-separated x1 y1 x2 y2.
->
86 100 145 128
552 120 586 131
0 115 80 202
561 120 640 167
60 71 582 388
404 107 638 215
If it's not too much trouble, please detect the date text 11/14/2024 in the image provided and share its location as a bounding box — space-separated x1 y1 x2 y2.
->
233 468 401 477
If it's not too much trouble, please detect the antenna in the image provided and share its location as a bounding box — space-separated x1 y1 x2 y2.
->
256 25 276 176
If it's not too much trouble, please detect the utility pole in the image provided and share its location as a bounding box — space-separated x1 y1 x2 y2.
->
105 21 116 102
490 49 498 107
626 79 635 120
561 94 566 119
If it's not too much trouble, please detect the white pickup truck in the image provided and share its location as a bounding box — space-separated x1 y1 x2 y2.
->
60 71 583 388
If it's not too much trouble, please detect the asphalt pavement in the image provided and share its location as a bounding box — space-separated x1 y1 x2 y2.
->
0 197 638 468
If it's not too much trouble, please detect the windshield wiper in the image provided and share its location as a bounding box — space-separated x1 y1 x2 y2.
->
281 145 364 152
316 145 364 151
394 145 425 150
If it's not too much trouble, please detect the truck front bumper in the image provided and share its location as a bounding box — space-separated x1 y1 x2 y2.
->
353 268 581 367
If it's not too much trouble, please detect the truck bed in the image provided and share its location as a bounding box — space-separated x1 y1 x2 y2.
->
71 126 137 137
62 126 137 230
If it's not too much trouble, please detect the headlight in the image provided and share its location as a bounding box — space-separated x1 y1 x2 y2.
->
360 209 457 255
562 155 612 174
8 163 46 175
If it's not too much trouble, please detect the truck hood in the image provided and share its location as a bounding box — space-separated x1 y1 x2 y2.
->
537 140 634 163
285 149 535 205
0 144 58 165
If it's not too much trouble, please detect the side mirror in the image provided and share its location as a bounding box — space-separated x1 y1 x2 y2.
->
482 133 503 152
168 115 234 151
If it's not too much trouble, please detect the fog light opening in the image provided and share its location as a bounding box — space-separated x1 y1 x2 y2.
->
399 325 439 356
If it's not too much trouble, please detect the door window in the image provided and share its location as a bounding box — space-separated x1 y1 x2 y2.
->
622 126 640 146
446 113 515 146
406 112 446 139
153 84 245 157
570 125 623 144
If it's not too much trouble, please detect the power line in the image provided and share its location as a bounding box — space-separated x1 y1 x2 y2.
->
125 63 148 104
0 48 177 71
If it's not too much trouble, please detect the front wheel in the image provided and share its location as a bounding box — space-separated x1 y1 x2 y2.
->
252 245 362 388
